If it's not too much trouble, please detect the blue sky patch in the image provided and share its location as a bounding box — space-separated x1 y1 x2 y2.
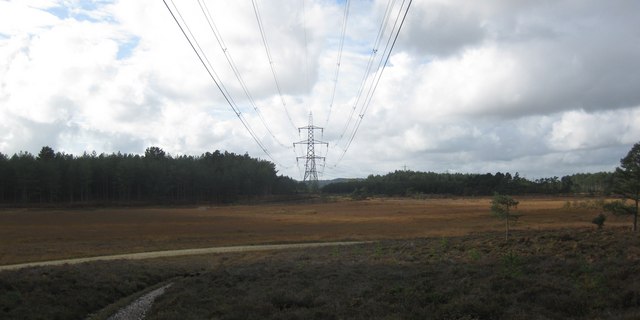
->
117 36 140 60
45 1 113 22
78 1 99 11
74 12 99 22
46 6 70 19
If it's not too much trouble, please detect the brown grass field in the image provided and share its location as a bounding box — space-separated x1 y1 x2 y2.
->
2 196 640 319
0 196 630 265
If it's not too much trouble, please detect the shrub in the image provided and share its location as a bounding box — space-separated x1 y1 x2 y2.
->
350 187 369 201
592 213 606 229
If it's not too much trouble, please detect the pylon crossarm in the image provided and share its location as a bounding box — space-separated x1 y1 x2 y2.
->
295 111 327 184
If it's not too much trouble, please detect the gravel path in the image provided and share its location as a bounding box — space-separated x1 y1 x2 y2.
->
107 283 172 320
0 241 370 271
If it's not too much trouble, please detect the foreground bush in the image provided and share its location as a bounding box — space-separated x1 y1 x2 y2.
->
2 228 639 319
0 260 188 320
148 228 640 320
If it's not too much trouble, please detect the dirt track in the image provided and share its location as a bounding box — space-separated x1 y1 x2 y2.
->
0 241 368 271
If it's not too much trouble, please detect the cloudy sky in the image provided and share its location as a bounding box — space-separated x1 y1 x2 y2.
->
1 0 639 180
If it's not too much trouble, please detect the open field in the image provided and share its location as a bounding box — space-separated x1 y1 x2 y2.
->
0 197 631 265
1 227 639 319
0 197 639 319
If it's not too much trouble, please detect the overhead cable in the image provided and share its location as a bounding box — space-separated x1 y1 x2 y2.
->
163 0 286 168
334 0 413 166
335 0 397 146
197 0 290 149
324 0 351 127
302 0 310 97
251 0 298 131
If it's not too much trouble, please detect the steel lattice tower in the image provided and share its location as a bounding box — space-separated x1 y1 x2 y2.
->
294 112 328 187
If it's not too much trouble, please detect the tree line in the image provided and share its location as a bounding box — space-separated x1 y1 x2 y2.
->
321 170 614 197
0 146 303 205
0 144 630 209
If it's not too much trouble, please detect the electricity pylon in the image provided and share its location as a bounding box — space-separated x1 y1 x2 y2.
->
294 112 328 189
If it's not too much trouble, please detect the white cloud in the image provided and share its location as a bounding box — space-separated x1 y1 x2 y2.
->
548 108 640 151
0 1 59 36
1 0 639 180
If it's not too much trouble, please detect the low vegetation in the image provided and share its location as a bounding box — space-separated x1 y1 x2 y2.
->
0 260 192 320
592 213 606 229
144 228 640 319
2 228 638 319
1 197 617 265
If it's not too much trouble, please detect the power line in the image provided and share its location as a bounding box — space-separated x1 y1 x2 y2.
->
164 1 411 172
163 0 285 168
339 0 412 163
324 0 351 127
334 0 413 166
335 0 397 146
251 0 298 131
327 0 397 166
197 0 290 149
302 0 310 97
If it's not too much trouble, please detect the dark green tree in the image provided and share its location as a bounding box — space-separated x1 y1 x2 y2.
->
560 175 573 193
0 147 297 205
37 146 60 201
37 146 56 161
144 146 166 160
0 152 8 202
490 193 520 241
612 142 640 232
11 151 37 202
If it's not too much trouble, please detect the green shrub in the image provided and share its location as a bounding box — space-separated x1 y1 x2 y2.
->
501 251 523 278
592 213 606 229
350 187 369 200
468 248 481 261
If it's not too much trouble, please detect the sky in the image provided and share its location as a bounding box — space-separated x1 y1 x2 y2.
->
1 0 640 180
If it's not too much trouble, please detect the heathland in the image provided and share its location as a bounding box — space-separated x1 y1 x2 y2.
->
0 196 622 265
2 196 640 319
